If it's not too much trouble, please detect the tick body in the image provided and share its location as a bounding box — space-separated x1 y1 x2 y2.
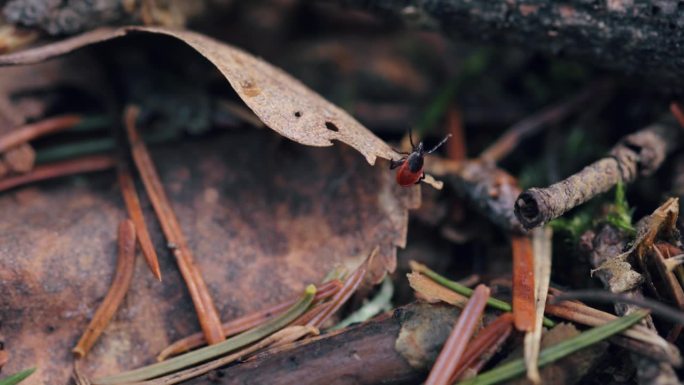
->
391 131 452 187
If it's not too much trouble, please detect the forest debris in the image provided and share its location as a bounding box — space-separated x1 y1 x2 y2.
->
651 245 684 341
117 165 161 281
0 25 38 54
410 260 555 327
459 311 647 385
93 285 316 385
480 83 601 163
157 280 341 361
408 272 468 307
0 114 81 153
524 227 552 383
512 235 535 332
585 220 681 385
425 284 490 385
670 102 684 129
143 326 319 385
515 122 681 229
73 220 136 358
307 248 376 328
449 313 514 382
506 323 607 385
333 277 393 330
0 26 400 166
2 143 34 173
124 105 224 345
0 128 415 383
553 291 684 326
193 303 459 384
0 153 115 192
426 158 524 233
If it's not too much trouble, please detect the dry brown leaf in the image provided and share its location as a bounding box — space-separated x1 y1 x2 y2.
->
407 272 468 307
0 26 399 166
0 129 416 383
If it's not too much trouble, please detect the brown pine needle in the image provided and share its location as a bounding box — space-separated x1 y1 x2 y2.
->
670 101 684 129
449 313 514 383
118 165 162 281
157 280 341 360
123 105 224 345
73 220 137 358
425 284 490 385
0 114 82 153
307 247 377 328
0 154 115 192
512 235 535 332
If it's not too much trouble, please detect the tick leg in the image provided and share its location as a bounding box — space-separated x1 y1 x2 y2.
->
390 158 406 170
415 173 425 184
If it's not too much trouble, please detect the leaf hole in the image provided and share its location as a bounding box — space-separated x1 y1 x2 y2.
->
294 111 302 118
325 121 339 132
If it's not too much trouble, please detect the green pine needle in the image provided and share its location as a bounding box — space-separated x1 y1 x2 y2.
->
457 310 647 385
0 368 36 385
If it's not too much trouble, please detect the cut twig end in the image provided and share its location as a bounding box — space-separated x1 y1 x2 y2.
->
514 191 545 229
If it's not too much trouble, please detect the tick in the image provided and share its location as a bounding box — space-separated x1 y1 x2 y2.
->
391 130 452 187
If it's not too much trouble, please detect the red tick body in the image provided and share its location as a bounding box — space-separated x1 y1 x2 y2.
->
391 131 452 187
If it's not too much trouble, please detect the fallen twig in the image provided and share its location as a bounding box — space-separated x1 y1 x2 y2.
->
0 154 115 192
124 105 224 345
425 284 490 385
515 122 681 228
118 165 161 281
73 220 136 358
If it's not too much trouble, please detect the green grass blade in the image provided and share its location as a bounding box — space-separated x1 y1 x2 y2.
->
0 368 36 385
457 310 647 385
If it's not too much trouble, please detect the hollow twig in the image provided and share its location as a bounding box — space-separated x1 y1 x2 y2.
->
425 284 490 385
515 122 680 229
0 154 115 192
157 280 341 360
480 84 600 163
73 220 136 358
0 114 82 153
118 165 161 281
123 105 224 345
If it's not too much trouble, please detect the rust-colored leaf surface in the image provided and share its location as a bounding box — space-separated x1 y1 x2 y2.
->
0 130 416 383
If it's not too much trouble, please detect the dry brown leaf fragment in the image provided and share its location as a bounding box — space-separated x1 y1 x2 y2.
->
407 272 468 307
0 26 399 165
